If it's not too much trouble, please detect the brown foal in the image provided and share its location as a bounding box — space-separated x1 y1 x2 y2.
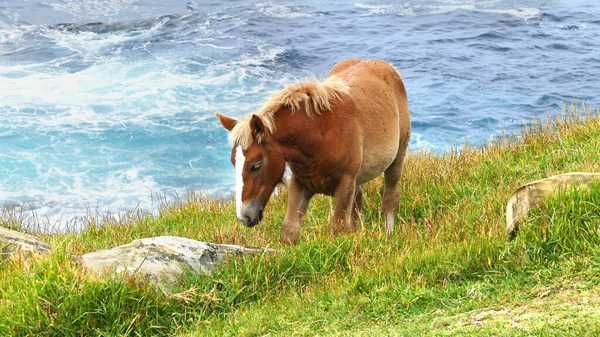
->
217 58 410 245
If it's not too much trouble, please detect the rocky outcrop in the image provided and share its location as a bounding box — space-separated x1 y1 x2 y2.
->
506 172 600 239
0 226 52 259
82 236 269 286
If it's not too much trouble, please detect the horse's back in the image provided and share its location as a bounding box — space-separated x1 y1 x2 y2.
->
328 58 364 77
330 59 408 110
330 58 410 137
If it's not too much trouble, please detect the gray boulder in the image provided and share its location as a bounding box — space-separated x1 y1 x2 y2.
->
82 236 269 285
0 226 51 259
506 172 600 239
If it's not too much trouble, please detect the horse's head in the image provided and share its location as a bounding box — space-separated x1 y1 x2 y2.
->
216 113 286 227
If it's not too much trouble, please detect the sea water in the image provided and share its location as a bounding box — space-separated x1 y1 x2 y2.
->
1 0 599 230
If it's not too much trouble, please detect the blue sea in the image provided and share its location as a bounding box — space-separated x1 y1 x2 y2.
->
1 0 599 230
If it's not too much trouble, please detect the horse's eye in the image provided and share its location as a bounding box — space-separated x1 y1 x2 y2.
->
250 162 262 172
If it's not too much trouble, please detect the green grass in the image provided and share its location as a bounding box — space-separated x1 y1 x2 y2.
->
1 104 600 336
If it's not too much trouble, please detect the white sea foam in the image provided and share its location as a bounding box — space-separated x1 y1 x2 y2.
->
427 4 476 15
0 159 188 232
255 3 312 18
0 22 27 45
195 43 236 50
355 3 415 16
479 8 542 20
409 133 438 152
48 0 138 20
355 2 541 20
38 16 171 59
434 5 542 21
0 60 223 131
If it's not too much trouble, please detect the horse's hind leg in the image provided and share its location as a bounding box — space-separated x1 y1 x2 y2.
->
381 151 407 236
352 184 363 231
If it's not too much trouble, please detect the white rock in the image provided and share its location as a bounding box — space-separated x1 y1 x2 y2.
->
82 236 269 285
506 172 600 239
0 226 51 259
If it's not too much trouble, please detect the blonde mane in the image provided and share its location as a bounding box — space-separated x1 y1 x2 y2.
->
230 76 349 149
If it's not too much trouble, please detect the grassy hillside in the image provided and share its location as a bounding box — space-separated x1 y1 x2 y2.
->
1 104 600 336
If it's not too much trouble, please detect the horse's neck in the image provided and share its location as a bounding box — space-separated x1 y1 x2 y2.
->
271 110 337 194
271 110 316 166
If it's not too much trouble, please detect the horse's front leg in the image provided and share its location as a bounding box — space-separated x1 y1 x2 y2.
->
331 174 356 235
352 184 364 231
281 175 314 245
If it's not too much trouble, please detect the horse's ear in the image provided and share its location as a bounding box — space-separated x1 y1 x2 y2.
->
250 114 267 144
216 113 237 131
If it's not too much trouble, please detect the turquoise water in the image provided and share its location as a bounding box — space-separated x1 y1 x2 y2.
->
1 0 599 230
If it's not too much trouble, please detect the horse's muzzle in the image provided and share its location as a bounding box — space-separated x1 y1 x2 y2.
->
239 207 264 227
